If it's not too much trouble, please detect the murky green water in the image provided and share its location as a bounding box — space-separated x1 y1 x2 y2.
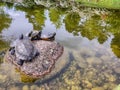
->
0 2 120 90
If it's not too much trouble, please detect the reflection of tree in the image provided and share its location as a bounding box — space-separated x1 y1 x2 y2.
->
16 6 46 30
105 11 120 34
22 0 35 7
49 7 66 29
64 12 80 35
64 11 109 44
80 15 108 44
5 2 14 9
111 33 120 58
0 4 12 32
0 40 9 51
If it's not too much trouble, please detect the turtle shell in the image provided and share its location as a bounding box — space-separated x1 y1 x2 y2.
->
29 31 56 41
41 32 56 38
15 39 37 61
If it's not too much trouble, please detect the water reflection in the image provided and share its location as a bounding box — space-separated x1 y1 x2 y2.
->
49 7 66 29
0 2 120 90
16 5 46 30
0 5 12 33
111 33 120 58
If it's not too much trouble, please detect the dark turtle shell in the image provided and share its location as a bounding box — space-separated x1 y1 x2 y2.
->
15 39 38 61
28 31 56 41
10 35 39 65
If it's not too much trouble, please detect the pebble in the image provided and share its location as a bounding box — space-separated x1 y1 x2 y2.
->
71 85 81 90
22 85 29 90
100 55 110 61
10 87 19 90
91 87 105 90
86 57 102 65
30 85 40 90
0 74 7 81
114 67 120 74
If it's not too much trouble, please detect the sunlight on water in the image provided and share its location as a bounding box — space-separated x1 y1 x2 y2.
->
0 2 120 90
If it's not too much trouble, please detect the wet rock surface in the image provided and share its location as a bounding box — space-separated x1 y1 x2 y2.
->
5 40 64 78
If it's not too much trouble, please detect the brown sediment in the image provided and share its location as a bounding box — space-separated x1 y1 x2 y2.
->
5 40 64 78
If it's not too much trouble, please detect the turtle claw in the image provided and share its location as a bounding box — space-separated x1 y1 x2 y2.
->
19 34 24 40
49 32 56 41
17 59 24 66
28 57 32 62
28 31 33 37
9 47 15 55
35 52 40 57
11 49 15 55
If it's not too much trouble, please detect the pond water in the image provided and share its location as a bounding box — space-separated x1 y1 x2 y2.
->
0 2 120 90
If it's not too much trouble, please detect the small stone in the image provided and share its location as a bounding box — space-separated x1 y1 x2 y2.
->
0 74 7 80
10 87 19 90
113 84 120 90
100 55 110 61
80 47 95 58
64 78 75 85
86 57 102 65
114 67 120 74
30 85 40 90
108 75 116 82
84 80 92 89
71 85 81 90
92 87 105 90
22 85 29 90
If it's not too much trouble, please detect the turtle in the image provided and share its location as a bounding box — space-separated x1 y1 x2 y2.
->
9 34 39 66
28 31 56 41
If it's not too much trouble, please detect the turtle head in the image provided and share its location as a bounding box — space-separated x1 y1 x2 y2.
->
19 34 24 40
28 31 33 37
38 31 42 36
53 32 56 36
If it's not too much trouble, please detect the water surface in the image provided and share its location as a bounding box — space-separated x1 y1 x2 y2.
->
0 2 120 90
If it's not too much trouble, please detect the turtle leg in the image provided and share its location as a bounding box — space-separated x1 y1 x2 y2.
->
48 32 56 41
28 57 32 62
38 31 42 40
35 51 40 57
28 31 33 37
19 34 24 40
17 59 24 66
9 47 15 55
31 36 39 41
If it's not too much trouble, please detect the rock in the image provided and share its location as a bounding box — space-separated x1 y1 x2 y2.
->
114 67 120 74
91 87 105 90
86 57 102 65
82 80 93 89
10 87 19 90
30 85 40 90
73 51 88 68
108 75 116 82
64 79 75 85
100 55 110 61
0 74 7 81
5 40 64 78
79 47 95 59
22 85 29 90
113 84 120 90
103 83 117 90
71 86 80 90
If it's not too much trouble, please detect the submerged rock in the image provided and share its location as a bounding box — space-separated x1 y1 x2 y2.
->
5 40 64 78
